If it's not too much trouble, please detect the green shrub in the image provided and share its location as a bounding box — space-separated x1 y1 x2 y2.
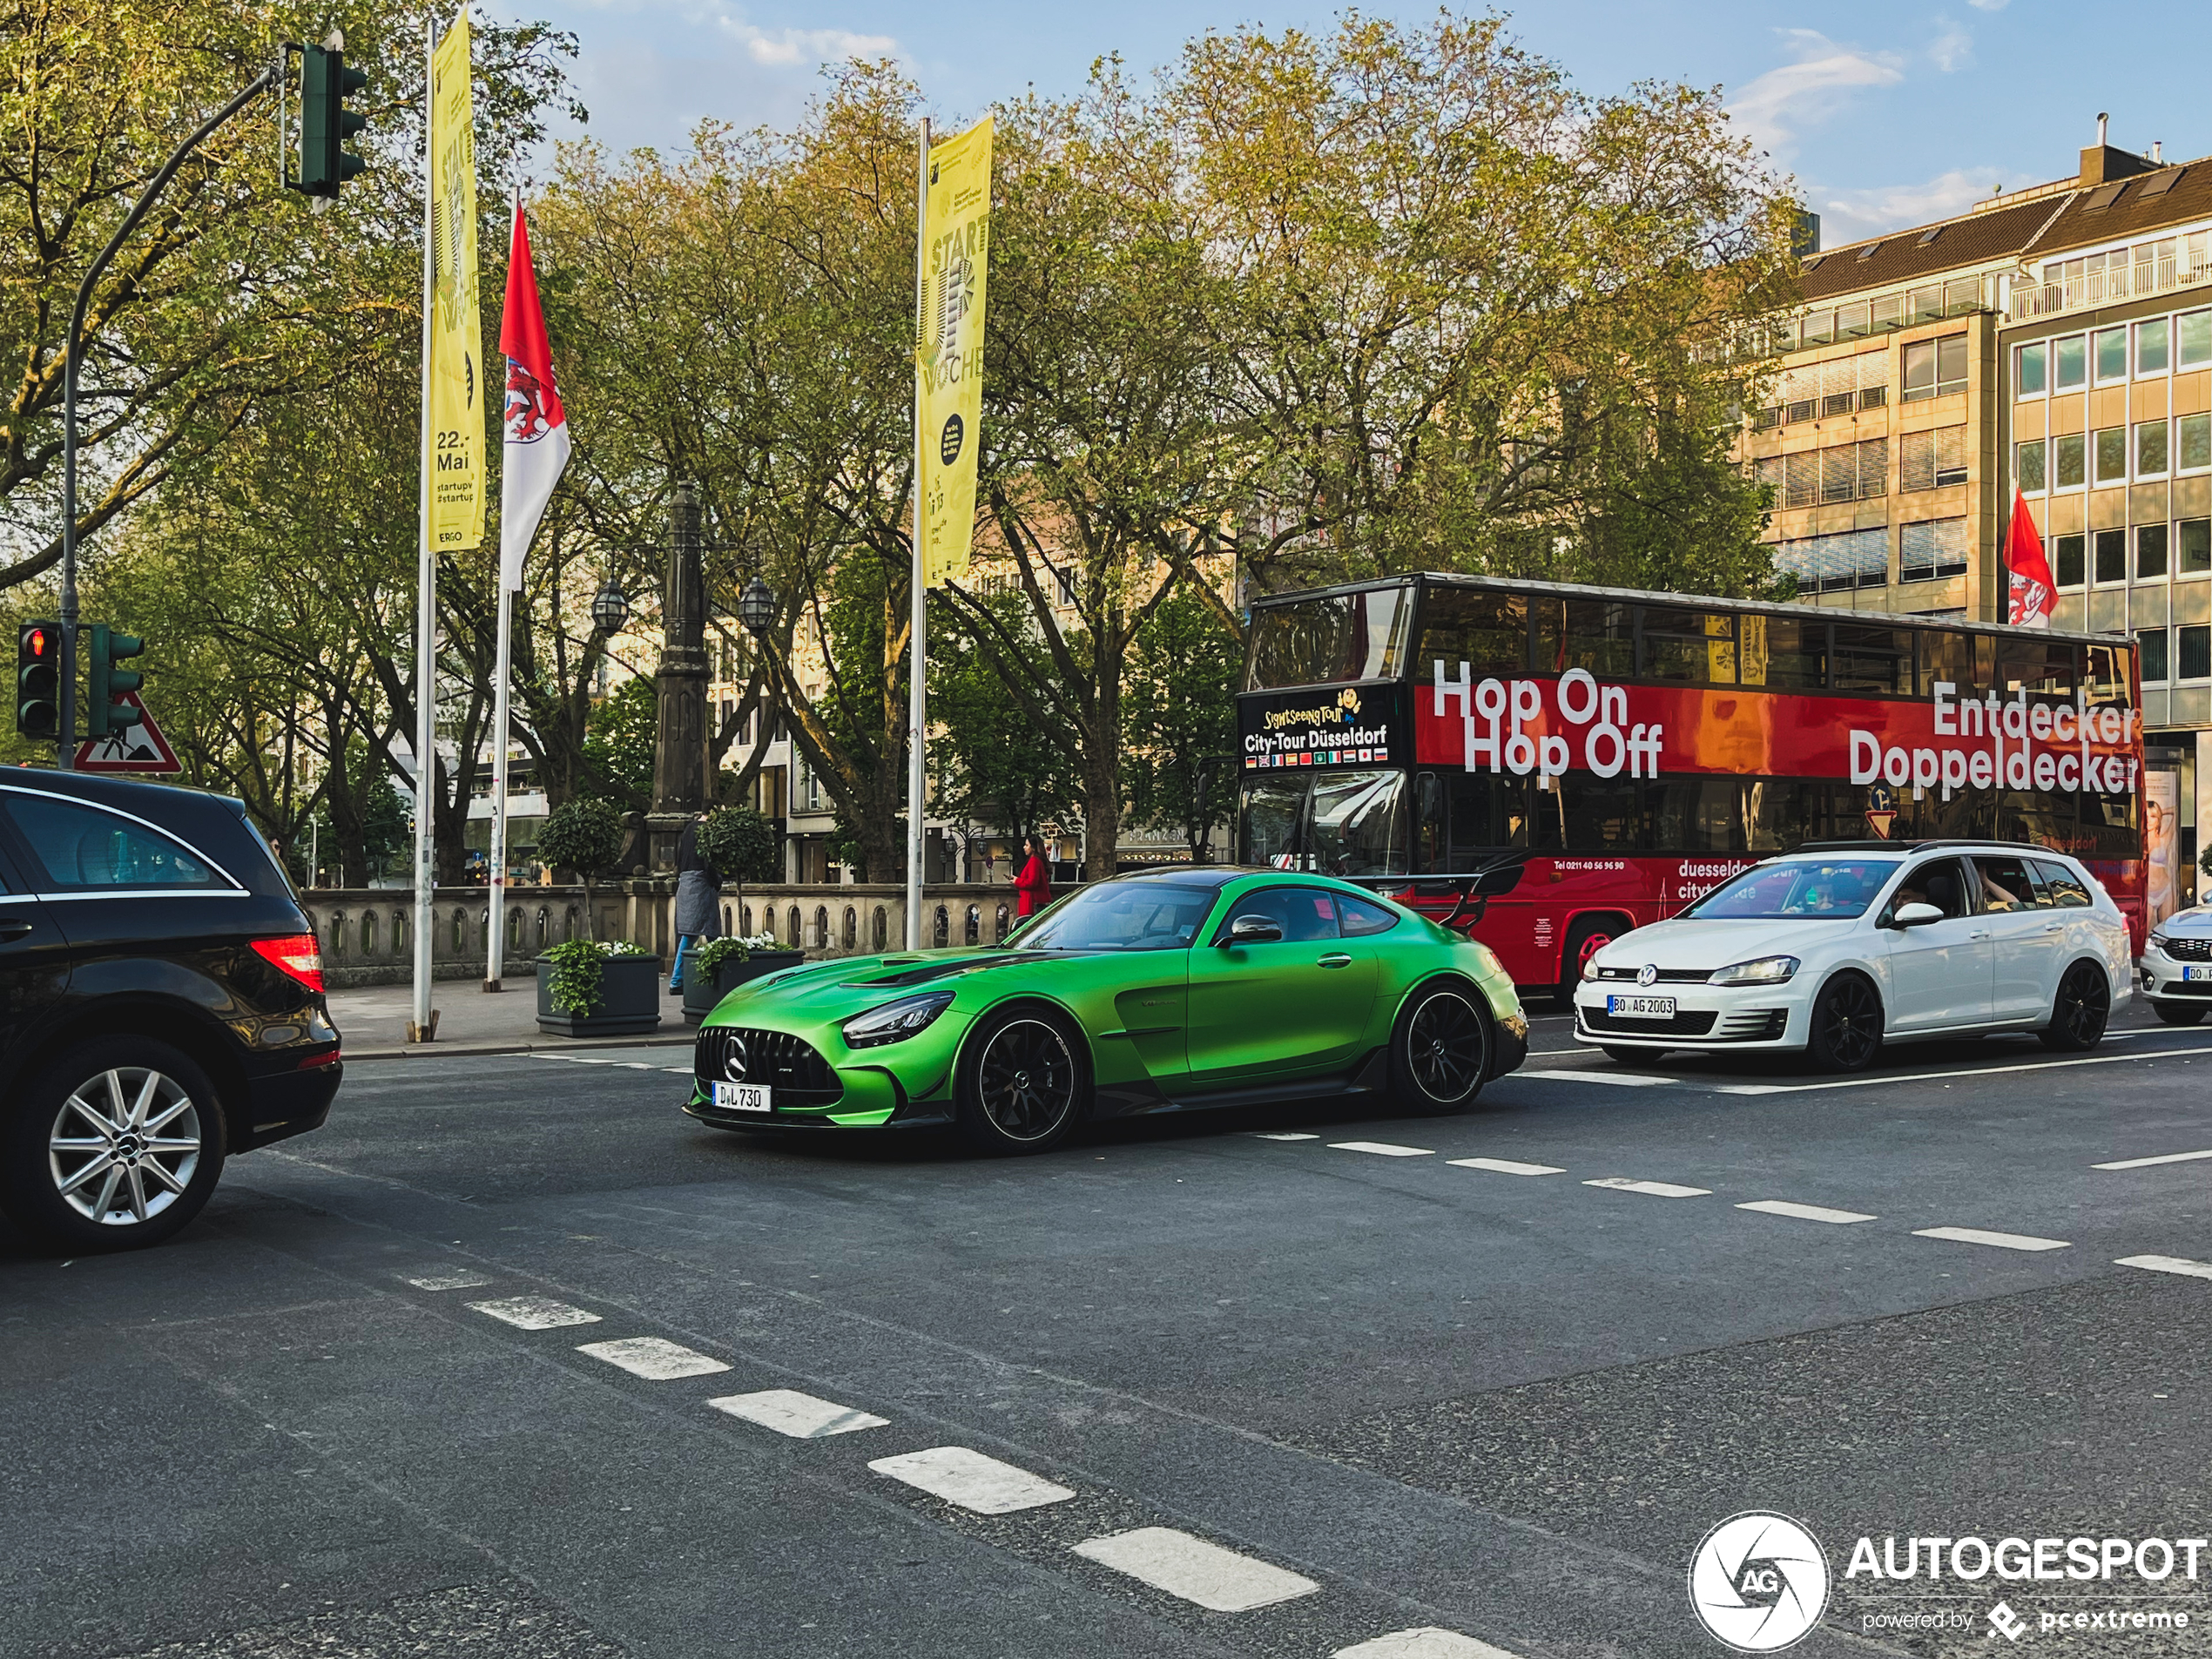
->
697 805 779 882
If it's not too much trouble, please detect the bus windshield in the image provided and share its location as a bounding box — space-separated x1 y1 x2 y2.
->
1246 587 1413 690
1684 857 1903 921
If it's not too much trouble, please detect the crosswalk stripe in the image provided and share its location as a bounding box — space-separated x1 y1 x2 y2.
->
1330 1142 1435 1157
868 1447 1075 1514
576 1337 732 1379
1583 1177 1710 1198
2116 1254 2212 1280
1071 1527 1319 1612
1333 1629 1525 1658
466 1296 602 1329
1912 1226 2070 1251
708 1389 889 1438
1736 1199 1877 1224
399 1268 490 1291
1447 1157 1566 1177
1518 1069 1665 1087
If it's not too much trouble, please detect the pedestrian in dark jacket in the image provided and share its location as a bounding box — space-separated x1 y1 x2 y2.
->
671 814 723 993
1013 833 1052 919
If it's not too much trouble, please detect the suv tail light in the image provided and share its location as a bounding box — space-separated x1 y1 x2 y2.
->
251 934 326 992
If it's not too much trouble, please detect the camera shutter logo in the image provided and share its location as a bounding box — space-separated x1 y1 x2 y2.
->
1688 1512 1830 1651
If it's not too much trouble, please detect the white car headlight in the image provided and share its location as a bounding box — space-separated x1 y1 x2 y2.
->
1710 954 1800 986
1581 954 1603 981
840 990 955 1049
2148 933 2172 956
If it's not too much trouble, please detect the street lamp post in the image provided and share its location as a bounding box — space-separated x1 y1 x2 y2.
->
591 580 631 637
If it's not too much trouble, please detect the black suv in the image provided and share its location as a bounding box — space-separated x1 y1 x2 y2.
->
0 767 341 1251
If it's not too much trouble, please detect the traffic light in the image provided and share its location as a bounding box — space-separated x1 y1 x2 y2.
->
16 621 58 740
85 624 144 741
291 41 368 199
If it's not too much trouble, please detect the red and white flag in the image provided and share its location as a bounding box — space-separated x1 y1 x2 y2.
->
498 199 570 592
2003 488 2055 629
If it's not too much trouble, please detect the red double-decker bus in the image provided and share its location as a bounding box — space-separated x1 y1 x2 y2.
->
1235 575 2146 997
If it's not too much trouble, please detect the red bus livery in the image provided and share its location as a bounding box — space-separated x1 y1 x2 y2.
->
1237 575 2145 995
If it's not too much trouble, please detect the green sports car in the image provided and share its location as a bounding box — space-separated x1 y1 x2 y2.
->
684 867 1529 1154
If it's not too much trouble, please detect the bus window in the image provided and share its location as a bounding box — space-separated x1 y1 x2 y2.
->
1416 588 1527 678
1831 624 1910 694
1245 584 1413 689
2080 789 2138 860
1744 779 1849 849
1445 772 1528 866
1999 636 2078 699
1647 778 1746 852
2085 639 2134 709
1240 778 1309 867
1640 609 1737 685
1534 599 1633 678
1916 628 1994 698
1413 772 1444 871
1534 776 1643 852
1739 615 1826 688
2000 790 2085 853
1309 769 1406 876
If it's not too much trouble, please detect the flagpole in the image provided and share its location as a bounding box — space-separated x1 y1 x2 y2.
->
485 188 520 993
408 13 438 1043
906 115 930 951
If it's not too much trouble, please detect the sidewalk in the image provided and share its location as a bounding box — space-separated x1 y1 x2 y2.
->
328 980 696 1061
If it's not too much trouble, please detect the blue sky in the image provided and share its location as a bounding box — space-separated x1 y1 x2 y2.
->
518 0 2210 246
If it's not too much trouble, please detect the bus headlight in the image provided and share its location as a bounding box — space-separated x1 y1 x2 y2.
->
1710 955 1799 986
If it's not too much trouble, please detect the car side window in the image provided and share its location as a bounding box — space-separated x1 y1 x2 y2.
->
1338 894 1400 937
1885 859 1969 922
0 792 224 893
1218 886 1341 943
1972 855 2047 913
2035 860 2094 907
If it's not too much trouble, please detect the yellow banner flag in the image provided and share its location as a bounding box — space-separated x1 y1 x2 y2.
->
916 118 992 587
427 15 483 550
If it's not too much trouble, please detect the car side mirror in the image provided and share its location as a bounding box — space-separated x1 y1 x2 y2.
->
1888 901 1945 929
1224 914 1283 946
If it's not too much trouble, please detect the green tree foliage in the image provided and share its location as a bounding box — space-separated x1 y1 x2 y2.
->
580 674 656 808
927 591 1078 846
697 805 779 883
1121 590 1242 860
536 794 627 938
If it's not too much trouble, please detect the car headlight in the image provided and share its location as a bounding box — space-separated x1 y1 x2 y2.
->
1710 954 1799 986
1581 954 1602 981
2148 933 2171 956
840 991 955 1049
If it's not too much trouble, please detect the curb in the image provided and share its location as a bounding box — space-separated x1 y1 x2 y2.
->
343 1033 697 1062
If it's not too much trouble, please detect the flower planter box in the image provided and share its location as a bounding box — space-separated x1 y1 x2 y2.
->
536 954 664 1037
682 950 808 1026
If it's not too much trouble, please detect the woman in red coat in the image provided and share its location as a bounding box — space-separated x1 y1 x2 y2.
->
1012 834 1052 918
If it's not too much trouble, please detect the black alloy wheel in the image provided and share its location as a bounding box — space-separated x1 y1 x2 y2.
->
2152 1000 2208 1027
1805 974 1883 1073
2040 961 2112 1052
1392 983 1493 1114
958 1011 1086 1154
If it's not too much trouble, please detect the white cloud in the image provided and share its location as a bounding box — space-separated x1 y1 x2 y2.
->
1966 0 2008 10
731 24 899 67
1930 20 1973 72
1725 30 1906 158
1811 166 2010 244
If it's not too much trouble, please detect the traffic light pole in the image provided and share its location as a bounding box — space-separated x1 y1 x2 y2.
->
56 65 275 767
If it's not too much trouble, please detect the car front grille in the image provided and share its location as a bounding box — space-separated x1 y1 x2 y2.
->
1715 1008 1790 1042
1594 967 1713 983
694 1027 844 1109
1579 1007 1720 1036
2161 937 2212 962
2159 981 2212 998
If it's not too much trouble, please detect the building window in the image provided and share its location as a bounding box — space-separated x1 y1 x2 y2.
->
2094 427 2128 484
1901 427 1967 491
1898 518 1968 583
1775 526 1890 592
2138 523 2168 579
2015 438 2046 492
1903 334 1967 401
2137 419 2169 476
2055 334 2086 388
2016 341 2047 395
2182 309 2211 368
2137 318 2170 375
2180 412 2210 472
2182 518 2211 575
2094 527 2127 583
2094 326 2128 383
2055 533 2087 587
2054 433 2087 489
2140 628 2169 683
2182 624 2212 682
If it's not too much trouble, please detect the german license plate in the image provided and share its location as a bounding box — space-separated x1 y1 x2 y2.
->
1607 995 1677 1020
2184 966 2211 982
712 1082 772 1112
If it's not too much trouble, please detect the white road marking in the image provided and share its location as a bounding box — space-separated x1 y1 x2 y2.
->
1334 1629 1525 1659
576 1337 732 1379
662 1067 691 1074
708 1389 889 1439
868 1447 1075 1514
1583 1177 1710 1198
1071 1527 1320 1612
1253 1132 1320 1142
2094 1148 2212 1170
400 1269 490 1291
1330 1141 1435 1157
1912 1226 2070 1252
1447 1157 1567 1177
467 1296 603 1329
2116 1255 2212 1281
1718 1049 2208 1096
1517 1069 1665 1087
1736 1199 1877 1224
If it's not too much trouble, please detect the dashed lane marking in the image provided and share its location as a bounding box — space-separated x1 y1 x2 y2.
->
708 1389 889 1439
1516 1068 1665 1087
576 1337 732 1379
2116 1254 2212 1280
2094 1148 2212 1170
1736 1199 1878 1224
1583 1177 1710 1198
1912 1226 2070 1252
1716 1048 2212 1096
1334 1629 1525 1659
1253 1132 1321 1142
867 1447 1076 1514
1447 1157 1566 1177
467 1296 603 1330
399 1269 491 1291
1071 1526 1320 1613
1330 1142 1435 1157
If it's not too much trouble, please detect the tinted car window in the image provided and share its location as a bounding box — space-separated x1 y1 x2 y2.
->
1973 855 2048 912
1685 858 1899 920
1338 894 1400 937
2035 860 2094 907
1887 858 1970 921
1015 881 1217 951
1221 886 1340 942
2 792 226 892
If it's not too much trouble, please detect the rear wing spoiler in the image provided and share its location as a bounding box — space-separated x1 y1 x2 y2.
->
1344 850 1530 930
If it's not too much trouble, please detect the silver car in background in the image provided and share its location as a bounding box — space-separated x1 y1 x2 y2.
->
2141 902 2212 1026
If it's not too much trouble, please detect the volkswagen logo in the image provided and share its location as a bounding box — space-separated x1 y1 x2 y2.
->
722 1035 749 1082
1638 962 1659 988
1688 1513 1830 1651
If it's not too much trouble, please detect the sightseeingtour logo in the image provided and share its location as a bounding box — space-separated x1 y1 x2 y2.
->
1689 1513 1831 1652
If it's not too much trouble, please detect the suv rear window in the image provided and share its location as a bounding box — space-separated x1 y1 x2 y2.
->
1 792 229 892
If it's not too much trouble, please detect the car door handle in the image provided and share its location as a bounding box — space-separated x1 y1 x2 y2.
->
1317 952 1353 969
0 917 32 941
1968 930 1991 941
2042 922 2065 934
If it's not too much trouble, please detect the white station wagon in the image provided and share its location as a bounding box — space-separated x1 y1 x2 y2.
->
1575 840 2134 1072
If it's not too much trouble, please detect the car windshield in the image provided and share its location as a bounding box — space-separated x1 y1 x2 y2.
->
1683 857 1901 921
1012 882 1219 952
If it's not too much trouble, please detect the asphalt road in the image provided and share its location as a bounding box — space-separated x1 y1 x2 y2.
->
5 999 2211 1659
